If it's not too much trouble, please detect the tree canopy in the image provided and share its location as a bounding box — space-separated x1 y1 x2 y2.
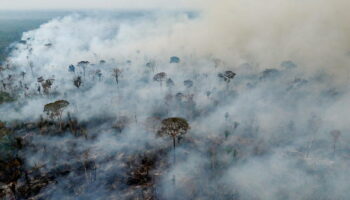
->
44 100 70 120
218 71 236 83
158 117 190 138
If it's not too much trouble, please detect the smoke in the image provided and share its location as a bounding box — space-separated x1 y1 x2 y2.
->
0 0 197 10
1 0 350 199
183 0 350 76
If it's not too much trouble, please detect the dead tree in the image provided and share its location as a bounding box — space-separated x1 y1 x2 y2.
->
330 130 341 156
113 68 122 84
77 61 89 78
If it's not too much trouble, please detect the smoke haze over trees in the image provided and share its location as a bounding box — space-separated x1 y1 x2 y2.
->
0 1 350 199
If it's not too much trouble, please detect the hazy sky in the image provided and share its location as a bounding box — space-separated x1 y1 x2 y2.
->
0 0 196 10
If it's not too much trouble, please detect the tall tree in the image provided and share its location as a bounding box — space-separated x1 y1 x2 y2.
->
157 117 190 163
153 72 167 87
44 100 70 121
113 68 122 84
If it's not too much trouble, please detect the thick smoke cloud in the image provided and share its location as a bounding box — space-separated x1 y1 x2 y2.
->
0 0 350 199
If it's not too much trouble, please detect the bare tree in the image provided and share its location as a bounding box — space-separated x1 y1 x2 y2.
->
20 72 26 79
77 61 89 78
113 68 122 84
330 130 341 155
146 60 156 73
213 58 222 69
28 60 34 76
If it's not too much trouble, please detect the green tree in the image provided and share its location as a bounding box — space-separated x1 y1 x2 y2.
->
44 100 70 121
0 91 14 104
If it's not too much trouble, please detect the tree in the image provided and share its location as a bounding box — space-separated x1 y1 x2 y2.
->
170 56 180 64
44 100 70 121
175 92 184 102
37 76 44 83
153 72 167 87
113 68 122 84
183 80 193 89
95 70 102 81
0 91 14 104
77 61 89 78
37 78 54 95
260 69 280 80
158 117 189 185
157 117 190 163
281 60 297 69
166 78 175 89
306 114 321 158
74 76 82 88
68 65 75 73
29 60 34 76
146 61 156 73
218 71 236 83
42 79 54 94
20 72 26 79
44 43 53 48
329 130 341 155
213 58 222 69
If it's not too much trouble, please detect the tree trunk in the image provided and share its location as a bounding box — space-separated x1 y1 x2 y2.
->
173 137 176 164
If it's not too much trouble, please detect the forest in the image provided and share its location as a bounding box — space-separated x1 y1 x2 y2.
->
0 3 350 200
